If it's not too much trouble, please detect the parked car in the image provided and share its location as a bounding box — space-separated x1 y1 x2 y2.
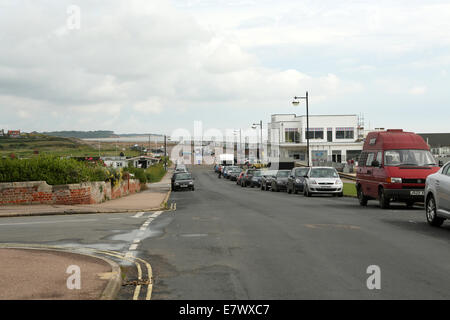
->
223 166 240 179
303 167 344 197
175 166 188 174
240 169 256 187
260 170 278 191
356 129 440 209
236 171 245 185
271 170 291 192
249 170 263 188
287 167 310 194
172 172 195 191
228 168 243 181
425 161 450 227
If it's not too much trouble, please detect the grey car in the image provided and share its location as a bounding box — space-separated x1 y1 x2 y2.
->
172 172 195 191
425 162 450 227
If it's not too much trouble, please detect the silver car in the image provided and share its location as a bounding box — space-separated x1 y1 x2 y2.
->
425 162 450 227
303 167 344 197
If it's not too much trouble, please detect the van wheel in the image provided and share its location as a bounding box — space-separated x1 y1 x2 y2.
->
426 195 445 227
357 186 368 206
379 188 390 209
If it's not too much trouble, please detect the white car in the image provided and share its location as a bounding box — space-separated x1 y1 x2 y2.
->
303 167 344 197
425 161 450 227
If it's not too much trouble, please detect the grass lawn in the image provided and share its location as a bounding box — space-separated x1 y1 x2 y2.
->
343 183 357 197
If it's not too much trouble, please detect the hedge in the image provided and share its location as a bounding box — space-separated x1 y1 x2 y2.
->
0 156 109 185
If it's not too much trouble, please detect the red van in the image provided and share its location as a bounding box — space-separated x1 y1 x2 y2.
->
356 129 440 209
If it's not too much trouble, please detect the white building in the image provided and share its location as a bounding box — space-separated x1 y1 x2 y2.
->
101 156 128 168
267 114 364 166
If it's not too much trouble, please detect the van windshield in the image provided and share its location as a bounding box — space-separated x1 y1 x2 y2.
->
384 149 437 166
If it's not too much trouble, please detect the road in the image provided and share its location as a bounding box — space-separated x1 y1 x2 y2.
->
1 165 450 299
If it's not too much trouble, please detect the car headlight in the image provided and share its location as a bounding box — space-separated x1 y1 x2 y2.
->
189 181 193 185
309 179 317 184
335 179 343 185
175 182 180 185
388 177 402 183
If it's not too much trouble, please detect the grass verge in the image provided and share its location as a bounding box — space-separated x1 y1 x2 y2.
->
343 183 357 197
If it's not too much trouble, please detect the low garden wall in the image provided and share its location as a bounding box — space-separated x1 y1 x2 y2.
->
0 179 141 206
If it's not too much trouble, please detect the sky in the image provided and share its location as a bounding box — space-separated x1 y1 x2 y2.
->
0 0 449 135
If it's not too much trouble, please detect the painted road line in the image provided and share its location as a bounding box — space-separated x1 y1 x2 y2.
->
129 244 138 251
132 212 145 218
139 226 147 231
133 239 140 244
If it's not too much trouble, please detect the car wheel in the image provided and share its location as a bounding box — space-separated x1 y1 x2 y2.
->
357 186 368 206
426 195 445 227
379 188 390 209
338 192 343 197
294 187 298 194
287 185 292 194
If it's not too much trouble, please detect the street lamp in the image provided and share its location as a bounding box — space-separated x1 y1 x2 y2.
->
292 91 310 167
252 120 263 163
233 129 242 164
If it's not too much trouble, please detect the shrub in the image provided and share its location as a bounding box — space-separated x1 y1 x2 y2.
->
0 156 109 185
146 163 167 183
123 167 148 184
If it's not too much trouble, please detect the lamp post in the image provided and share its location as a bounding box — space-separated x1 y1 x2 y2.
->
292 91 310 167
233 129 242 164
252 120 263 163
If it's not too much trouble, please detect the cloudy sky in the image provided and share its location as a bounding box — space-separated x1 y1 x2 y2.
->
0 0 449 135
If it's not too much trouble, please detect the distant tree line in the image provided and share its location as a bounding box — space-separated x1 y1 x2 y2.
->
42 130 117 139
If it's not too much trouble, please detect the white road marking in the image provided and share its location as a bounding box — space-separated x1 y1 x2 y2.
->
129 244 138 251
133 239 140 244
132 212 145 218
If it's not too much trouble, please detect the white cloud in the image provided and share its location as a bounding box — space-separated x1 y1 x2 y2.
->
133 98 164 114
408 86 427 95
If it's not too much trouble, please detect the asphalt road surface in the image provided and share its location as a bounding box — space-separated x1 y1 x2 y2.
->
1 165 450 299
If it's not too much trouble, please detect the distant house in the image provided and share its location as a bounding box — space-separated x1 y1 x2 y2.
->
419 133 450 156
101 156 128 168
128 156 159 169
8 130 21 138
0 129 4 137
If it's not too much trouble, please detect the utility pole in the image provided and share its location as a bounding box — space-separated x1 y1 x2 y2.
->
164 134 167 171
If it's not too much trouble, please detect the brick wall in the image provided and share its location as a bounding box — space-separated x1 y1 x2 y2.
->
0 179 140 206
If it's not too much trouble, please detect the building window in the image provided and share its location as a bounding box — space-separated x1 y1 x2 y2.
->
336 127 354 139
285 128 300 143
306 128 324 140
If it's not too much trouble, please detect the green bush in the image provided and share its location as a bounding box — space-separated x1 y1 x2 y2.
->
146 163 167 183
123 166 148 184
0 156 109 185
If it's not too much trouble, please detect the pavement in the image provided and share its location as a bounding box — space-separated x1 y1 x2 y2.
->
0 247 121 300
0 169 172 218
